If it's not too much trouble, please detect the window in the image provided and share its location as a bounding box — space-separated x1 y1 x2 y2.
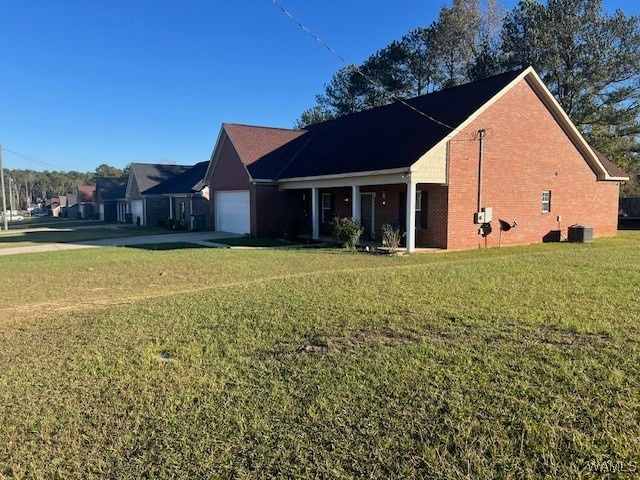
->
415 191 422 229
399 190 428 231
541 191 551 213
415 190 428 229
321 193 332 223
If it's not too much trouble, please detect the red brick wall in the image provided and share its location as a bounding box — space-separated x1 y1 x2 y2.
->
253 185 310 238
209 134 252 231
446 79 621 250
145 196 170 227
417 185 448 249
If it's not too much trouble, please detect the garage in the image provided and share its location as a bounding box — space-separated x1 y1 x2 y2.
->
130 200 143 225
215 190 250 234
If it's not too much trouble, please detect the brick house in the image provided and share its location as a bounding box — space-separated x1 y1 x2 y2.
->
142 161 210 230
204 67 627 251
95 177 127 222
122 163 191 225
76 185 96 219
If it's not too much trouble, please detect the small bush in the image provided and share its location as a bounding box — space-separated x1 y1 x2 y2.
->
381 224 402 253
330 216 364 249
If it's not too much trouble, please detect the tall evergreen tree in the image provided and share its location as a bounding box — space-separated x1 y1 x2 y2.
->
501 0 640 172
296 0 505 127
431 0 482 87
295 0 639 184
399 26 442 96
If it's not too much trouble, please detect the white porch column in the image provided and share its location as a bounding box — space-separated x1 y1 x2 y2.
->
406 182 417 253
189 197 194 230
143 197 147 226
351 185 360 221
169 197 174 219
311 187 320 239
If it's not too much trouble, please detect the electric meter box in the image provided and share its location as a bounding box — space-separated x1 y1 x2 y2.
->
474 207 493 224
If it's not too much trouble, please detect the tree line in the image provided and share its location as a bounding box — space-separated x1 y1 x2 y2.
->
2 163 128 210
296 0 640 194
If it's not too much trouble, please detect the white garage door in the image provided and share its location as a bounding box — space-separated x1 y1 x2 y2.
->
215 191 250 234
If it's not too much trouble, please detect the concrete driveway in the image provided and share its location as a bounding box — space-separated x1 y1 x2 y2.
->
0 231 242 256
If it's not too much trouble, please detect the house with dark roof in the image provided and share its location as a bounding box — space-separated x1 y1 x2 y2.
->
76 185 96 219
204 67 627 251
95 177 127 222
121 163 191 225
142 161 210 230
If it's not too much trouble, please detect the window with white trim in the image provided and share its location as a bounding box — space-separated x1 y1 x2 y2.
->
541 190 551 213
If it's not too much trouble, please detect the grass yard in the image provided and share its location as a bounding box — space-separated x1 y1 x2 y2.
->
0 225 174 248
1 233 640 478
208 236 304 248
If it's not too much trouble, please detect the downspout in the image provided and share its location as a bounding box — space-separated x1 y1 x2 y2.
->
477 129 485 212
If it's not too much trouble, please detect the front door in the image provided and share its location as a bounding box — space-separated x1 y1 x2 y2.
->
360 193 375 239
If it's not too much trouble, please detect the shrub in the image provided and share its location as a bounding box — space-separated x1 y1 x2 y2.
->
381 223 402 253
330 216 364 249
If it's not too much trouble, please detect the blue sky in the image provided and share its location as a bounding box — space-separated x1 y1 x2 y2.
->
1 0 638 173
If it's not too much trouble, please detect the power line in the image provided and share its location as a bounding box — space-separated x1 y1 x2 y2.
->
271 0 456 130
1 147 64 171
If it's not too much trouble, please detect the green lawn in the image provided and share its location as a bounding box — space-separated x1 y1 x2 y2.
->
0 225 173 248
1 233 639 478
208 236 303 248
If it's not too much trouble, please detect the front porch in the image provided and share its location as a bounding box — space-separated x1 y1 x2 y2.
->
279 180 448 252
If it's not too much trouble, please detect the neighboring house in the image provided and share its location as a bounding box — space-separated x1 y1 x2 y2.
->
95 177 127 222
204 67 627 251
76 185 96 219
142 161 210 230
123 163 191 225
46 198 60 217
64 194 78 218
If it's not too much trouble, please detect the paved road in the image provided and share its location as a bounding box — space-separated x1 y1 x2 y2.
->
0 231 242 256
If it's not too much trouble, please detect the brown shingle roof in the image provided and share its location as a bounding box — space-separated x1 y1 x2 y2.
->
593 149 628 179
223 123 306 168
77 185 95 203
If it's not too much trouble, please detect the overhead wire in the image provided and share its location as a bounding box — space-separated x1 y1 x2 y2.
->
1 147 64 171
271 0 456 131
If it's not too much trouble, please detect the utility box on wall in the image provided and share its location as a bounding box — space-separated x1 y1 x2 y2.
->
474 207 493 224
568 225 594 243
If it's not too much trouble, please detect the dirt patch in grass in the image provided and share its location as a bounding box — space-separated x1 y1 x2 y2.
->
535 325 611 346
